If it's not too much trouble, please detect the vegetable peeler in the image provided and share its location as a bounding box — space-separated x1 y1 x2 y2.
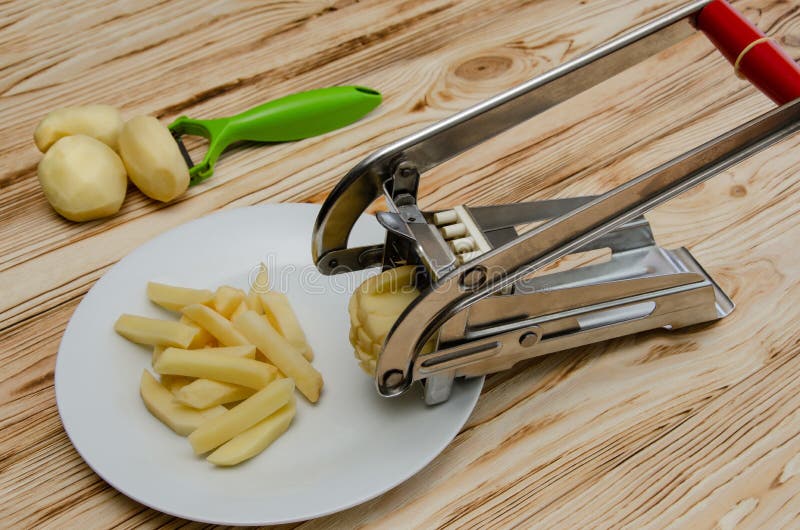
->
312 0 800 404
168 86 382 185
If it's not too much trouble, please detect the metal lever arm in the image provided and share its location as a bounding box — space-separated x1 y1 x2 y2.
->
312 0 713 274
376 98 800 396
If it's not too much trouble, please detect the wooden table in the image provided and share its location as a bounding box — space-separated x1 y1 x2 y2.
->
3 0 800 527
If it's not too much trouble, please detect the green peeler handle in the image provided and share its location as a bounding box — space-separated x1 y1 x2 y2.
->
168 86 382 184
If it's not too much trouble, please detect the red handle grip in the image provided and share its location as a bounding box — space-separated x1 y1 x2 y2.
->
695 0 800 105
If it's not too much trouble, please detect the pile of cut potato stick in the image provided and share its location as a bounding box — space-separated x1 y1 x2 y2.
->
114 265 323 466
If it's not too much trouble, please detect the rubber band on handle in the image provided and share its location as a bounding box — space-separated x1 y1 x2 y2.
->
696 0 800 105
733 37 774 79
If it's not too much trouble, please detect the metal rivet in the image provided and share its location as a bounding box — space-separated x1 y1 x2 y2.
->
460 266 487 290
383 370 404 388
396 161 415 179
329 258 338 268
519 331 538 347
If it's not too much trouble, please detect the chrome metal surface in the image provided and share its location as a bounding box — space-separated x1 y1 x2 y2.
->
405 221 457 279
467 198 656 251
519 332 539 348
380 98 800 397
415 245 733 404
422 374 455 404
311 1 712 273
310 0 797 403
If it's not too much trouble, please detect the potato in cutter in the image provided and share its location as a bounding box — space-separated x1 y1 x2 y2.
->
312 0 800 404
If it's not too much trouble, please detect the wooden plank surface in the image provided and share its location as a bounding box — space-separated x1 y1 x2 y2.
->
2 0 800 527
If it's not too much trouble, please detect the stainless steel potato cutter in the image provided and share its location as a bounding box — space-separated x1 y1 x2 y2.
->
312 0 800 404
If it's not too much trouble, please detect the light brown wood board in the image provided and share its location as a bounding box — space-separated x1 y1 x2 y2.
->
1 0 800 528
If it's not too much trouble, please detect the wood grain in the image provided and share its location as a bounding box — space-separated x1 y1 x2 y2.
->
2 0 800 528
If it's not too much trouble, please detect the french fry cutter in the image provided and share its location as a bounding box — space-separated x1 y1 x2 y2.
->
312 0 800 404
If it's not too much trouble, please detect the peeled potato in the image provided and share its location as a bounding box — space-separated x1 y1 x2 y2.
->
359 288 419 317
348 265 436 375
118 115 189 202
358 264 418 296
34 104 123 152
37 135 127 222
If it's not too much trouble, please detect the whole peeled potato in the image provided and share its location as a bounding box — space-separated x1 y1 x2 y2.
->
37 135 128 222
348 265 436 376
118 116 189 202
34 105 124 153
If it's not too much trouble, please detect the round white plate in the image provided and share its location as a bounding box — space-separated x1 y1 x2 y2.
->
55 203 483 525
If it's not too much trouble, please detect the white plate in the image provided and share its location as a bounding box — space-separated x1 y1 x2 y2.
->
55 203 483 525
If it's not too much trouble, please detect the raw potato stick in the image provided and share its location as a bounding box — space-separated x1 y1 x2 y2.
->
176 379 257 409
214 286 245 319
114 314 198 348
245 292 264 314
230 300 249 321
207 399 296 466
146 282 214 312
139 371 225 436
159 374 194 394
193 345 256 359
258 292 313 361
188 378 294 454
181 304 249 346
170 346 261 407
233 311 323 402
152 345 166 366
154 348 277 389
179 315 215 349
156 344 254 367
